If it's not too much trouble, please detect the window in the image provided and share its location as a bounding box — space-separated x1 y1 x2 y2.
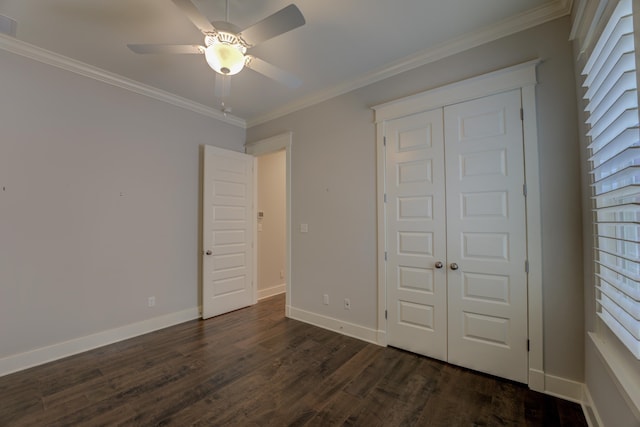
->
582 0 640 358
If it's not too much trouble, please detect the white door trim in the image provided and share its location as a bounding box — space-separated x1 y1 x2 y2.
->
373 59 544 390
245 132 293 317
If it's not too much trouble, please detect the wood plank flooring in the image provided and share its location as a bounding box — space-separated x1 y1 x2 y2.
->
0 294 587 426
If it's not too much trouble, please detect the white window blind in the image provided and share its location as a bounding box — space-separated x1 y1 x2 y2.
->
582 0 640 359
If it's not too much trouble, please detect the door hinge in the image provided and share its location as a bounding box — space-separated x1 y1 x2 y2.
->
527 339 530 352
523 184 527 197
520 108 524 121
525 260 529 273
383 136 387 147
385 310 388 319
384 251 388 261
384 193 387 203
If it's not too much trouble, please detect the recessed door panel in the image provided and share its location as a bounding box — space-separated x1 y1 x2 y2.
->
461 232 509 261
399 266 434 293
462 312 510 346
399 301 435 330
462 272 510 304
398 159 433 184
213 230 246 246
399 126 433 151
214 181 246 198
461 192 508 219
459 149 507 178
213 206 246 221
458 108 507 141
212 276 247 297
398 196 433 220
398 232 434 256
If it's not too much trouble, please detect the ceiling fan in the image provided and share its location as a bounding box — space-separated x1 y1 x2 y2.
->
127 0 305 88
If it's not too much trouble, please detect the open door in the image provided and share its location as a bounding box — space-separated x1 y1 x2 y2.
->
202 145 255 319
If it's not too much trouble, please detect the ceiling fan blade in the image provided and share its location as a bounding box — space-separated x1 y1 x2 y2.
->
246 56 301 88
128 44 205 54
239 4 305 47
172 0 215 33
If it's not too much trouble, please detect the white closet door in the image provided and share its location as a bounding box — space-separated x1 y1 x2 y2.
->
444 89 528 383
385 109 448 360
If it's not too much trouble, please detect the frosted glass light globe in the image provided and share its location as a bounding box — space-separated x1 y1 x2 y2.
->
205 43 245 75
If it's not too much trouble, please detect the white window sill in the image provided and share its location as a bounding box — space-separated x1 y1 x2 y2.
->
590 329 640 420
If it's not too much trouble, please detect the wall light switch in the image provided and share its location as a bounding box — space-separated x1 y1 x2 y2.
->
300 223 309 233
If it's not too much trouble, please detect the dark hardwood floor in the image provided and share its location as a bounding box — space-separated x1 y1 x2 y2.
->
0 294 586 426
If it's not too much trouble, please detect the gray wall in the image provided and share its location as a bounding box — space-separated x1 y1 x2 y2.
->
0 49 245 359
248 16 585 382
257 150 286 292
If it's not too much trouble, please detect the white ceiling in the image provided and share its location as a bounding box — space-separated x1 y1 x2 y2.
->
0 0 571 126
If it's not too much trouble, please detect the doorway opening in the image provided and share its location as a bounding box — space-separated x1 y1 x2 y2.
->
246 132 292 316
256 149 286 300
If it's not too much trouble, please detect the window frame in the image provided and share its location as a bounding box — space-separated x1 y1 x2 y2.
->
582 0 639 361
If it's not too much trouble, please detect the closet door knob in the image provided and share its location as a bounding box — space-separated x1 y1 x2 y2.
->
205 250 212 256
450 263 459 271
435 261 443 269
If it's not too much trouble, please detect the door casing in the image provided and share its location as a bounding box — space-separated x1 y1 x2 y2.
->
373 60 544 390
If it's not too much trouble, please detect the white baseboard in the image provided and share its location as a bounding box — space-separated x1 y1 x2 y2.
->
544 373 585 404
258 283 286 300
528 368 545 392
582 386 603 427
288 307 383 346
0 307 200 377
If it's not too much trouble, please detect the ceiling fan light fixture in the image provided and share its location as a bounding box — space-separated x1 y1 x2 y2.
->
204 33 247 76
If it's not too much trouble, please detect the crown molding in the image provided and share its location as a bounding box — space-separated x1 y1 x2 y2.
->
0 34 246 129
247 0 573 128
569 0 588 40
561 0 576 14
0 0 573 130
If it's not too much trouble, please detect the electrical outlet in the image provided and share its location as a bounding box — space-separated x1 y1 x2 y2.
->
323 294 329 305
344 298 351 310
148 296 155 307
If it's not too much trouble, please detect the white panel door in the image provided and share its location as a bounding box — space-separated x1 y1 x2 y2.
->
202 145 254 319
385 109 448 360
444 89 528 383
